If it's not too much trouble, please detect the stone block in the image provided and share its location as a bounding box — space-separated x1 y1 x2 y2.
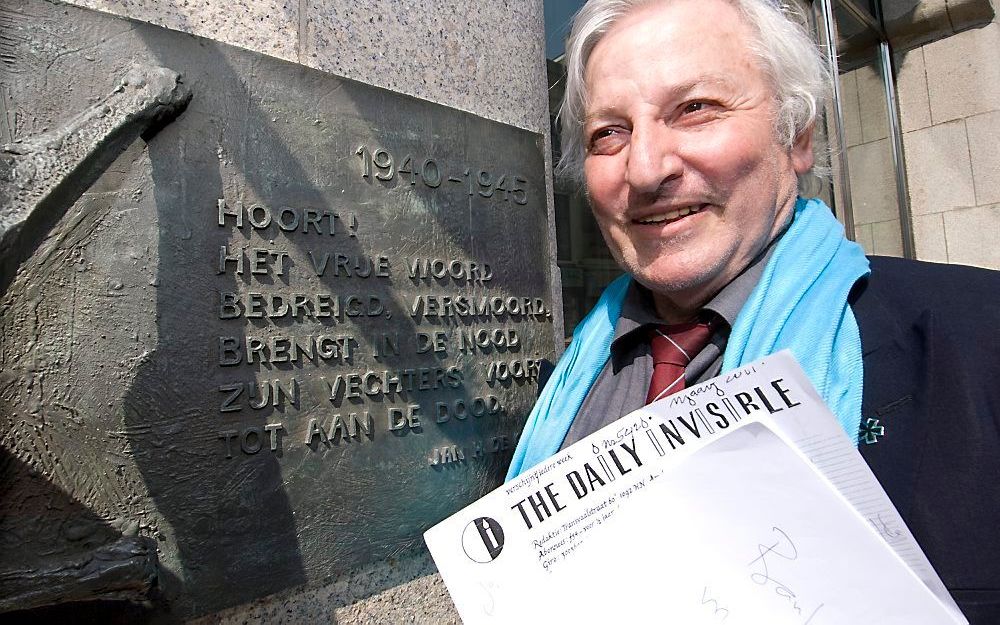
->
912 212 949 262
943 204 1000 269
924 21 1000 124
871 218 905 257
881 0 944 26
839 71 863 148
853 222 875 255
894 48 932 132
902 120 975 215
855 64 890 144
301 1 548 133
883 0 952 50
62 0 299 62
947 0 996 32
966 109 1000 205
847 139 901 225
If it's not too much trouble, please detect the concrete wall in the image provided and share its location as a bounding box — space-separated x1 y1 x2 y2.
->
895 11 1000 269
53 1 552 622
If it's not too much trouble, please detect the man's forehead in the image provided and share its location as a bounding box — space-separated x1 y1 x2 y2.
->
600 0 750 47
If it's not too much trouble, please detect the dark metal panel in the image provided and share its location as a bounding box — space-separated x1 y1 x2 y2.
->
0 0 555 617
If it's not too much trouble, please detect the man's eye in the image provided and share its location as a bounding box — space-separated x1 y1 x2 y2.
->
683 102 707 114
588 128 627 155
592 128 616 141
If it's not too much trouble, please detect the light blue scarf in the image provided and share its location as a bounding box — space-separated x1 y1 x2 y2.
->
506 198 870 480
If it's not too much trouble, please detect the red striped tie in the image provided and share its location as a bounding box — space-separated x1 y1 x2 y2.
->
645 321 714 404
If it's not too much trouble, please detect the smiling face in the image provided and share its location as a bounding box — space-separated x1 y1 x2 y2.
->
583 0 814 322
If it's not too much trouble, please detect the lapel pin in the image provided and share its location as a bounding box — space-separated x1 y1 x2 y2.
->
860 417 885 445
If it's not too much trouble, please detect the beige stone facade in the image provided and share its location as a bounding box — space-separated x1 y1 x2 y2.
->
841 62 905 256
897 16 1000 268
828 0 999 269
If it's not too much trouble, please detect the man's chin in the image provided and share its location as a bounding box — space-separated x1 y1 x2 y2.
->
630 267 716 295
628 268 726 320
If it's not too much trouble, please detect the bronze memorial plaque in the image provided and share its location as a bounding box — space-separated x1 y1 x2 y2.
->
0 0 556 617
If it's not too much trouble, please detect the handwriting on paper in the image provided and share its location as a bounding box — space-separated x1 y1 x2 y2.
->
868 511 905 544
748 527 825 624
701 586 730 621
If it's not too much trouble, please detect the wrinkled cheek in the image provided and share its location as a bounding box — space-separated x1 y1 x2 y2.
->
584 159 625 203
583 162 604 198
603 223 627 252
599 224 634 265
587 197 625 245
706 149 764 192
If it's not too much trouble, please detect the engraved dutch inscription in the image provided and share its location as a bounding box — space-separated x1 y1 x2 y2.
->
0 2 555 618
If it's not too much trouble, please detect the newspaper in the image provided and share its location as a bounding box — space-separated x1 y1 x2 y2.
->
424 351 966 624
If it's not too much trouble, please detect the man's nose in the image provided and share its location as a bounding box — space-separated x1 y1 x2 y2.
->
625 125 682 193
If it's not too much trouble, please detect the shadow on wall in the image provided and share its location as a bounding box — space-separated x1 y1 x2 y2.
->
872 0 993 51
0 448 158 623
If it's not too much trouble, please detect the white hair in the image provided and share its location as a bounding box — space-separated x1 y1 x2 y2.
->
557 0 832 186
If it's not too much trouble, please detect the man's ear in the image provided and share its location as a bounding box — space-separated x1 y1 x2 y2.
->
791 124 815 175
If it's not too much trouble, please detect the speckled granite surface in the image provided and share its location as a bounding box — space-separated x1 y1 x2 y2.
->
301 0 548 133
190 547 461 624
65 0 301 61
62 0 549 134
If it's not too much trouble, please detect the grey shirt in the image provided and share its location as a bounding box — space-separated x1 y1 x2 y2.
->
559 246 773 449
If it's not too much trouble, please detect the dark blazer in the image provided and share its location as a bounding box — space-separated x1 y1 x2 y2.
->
853 256 1000 624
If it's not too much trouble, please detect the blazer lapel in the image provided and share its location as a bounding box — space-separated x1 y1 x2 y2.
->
852 276 930 522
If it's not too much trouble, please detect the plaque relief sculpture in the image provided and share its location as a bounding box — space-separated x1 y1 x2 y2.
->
0 0 556 619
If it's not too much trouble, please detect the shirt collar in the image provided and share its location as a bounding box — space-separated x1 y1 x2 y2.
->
610 238 779 352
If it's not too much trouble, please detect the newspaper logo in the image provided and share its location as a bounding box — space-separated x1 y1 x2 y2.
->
462 516 505 563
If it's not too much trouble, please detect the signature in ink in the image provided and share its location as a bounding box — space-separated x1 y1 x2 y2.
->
868 511 904 543
701 586 730 621
725 366 757 383
748 526 824 624
595 420 650 451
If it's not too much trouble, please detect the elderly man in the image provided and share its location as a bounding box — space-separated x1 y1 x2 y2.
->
507 0 1000 621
